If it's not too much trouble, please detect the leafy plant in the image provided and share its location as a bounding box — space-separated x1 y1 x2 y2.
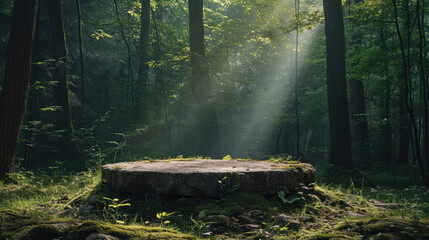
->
278 191 301 204
190 215 214 237
156 211 174 227
218 176 238 196
102 197 131 224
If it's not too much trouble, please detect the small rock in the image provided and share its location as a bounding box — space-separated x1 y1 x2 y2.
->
204 215 232 226
346 211 364 217
78 204 95 215
274 214 300 229
369 199 403 209
247 210 265 220
85 233 119 240
239 224 261 231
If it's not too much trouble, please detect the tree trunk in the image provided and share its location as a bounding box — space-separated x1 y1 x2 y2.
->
76 0 85 117
135 0 151 123
113 0 134 118
188 0 222 157
0 0 38 179
24 7 42 169
323 0 353 168
347 0 370 166
416 0 429 185
295 0 300 156
152 6 163 139
48 0 85 171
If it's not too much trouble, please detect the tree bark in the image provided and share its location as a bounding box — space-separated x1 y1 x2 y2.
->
0 0 38 179
24 7 42 169
113 0 134 118
47 0 85 171
135 0 151 123
152 6 163 139
323 0 353 168
346 0 370 166
295 0 300 156
416 0 429 185
76 0 85 117
188 0 222 157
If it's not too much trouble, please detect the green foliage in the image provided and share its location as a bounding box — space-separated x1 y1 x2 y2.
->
278 191 301 204
156 211 174 227
101 197 131 224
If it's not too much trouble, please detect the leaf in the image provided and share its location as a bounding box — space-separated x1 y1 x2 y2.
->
278 191 301 204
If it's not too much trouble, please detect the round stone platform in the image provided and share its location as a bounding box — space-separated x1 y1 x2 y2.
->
102 160 316 197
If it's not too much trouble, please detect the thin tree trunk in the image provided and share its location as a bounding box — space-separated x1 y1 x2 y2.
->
347 0 370 166
135 0 151 123
113 0 134 118
151 6 163 139
0 0 38 179
24 7 42 169
393 0 424 180
295 0 300 156
76 0 85 117
188 0 222 157
323 0 353 168
380 27 393 164
416 0 429 185
48 0 85 171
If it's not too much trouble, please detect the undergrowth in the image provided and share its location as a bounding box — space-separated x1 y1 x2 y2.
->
0 158 428 239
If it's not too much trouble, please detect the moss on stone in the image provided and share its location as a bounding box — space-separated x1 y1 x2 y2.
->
194 192 276 217
336 216 429 238
66 220 197 240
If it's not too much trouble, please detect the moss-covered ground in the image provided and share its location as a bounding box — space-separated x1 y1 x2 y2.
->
0 160 428 239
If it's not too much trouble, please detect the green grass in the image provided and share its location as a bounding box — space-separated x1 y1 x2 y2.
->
1 160 428 239
0 168 101 218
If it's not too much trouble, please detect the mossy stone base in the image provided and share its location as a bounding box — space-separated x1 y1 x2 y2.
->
102 160 316 197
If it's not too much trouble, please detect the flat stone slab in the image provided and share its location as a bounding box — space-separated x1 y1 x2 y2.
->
102 160 316 197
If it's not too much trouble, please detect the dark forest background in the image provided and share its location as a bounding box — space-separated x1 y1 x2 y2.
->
0 0 429 187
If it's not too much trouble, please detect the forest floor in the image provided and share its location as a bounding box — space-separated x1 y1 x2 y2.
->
0 161 428 240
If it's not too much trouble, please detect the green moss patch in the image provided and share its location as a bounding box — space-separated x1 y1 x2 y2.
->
304 217 429 240
67 221 197 240
194 192 276 217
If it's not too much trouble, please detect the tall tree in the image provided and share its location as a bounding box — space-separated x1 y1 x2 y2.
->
416 0 429 185
188 0 222 157
348 0 370 166
151 5 163 139
323 0 353 168
0 0 38 178
113 0 134 118
47 0 85 171
135 0 151 123
295 0 300 156
76 0 86 117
